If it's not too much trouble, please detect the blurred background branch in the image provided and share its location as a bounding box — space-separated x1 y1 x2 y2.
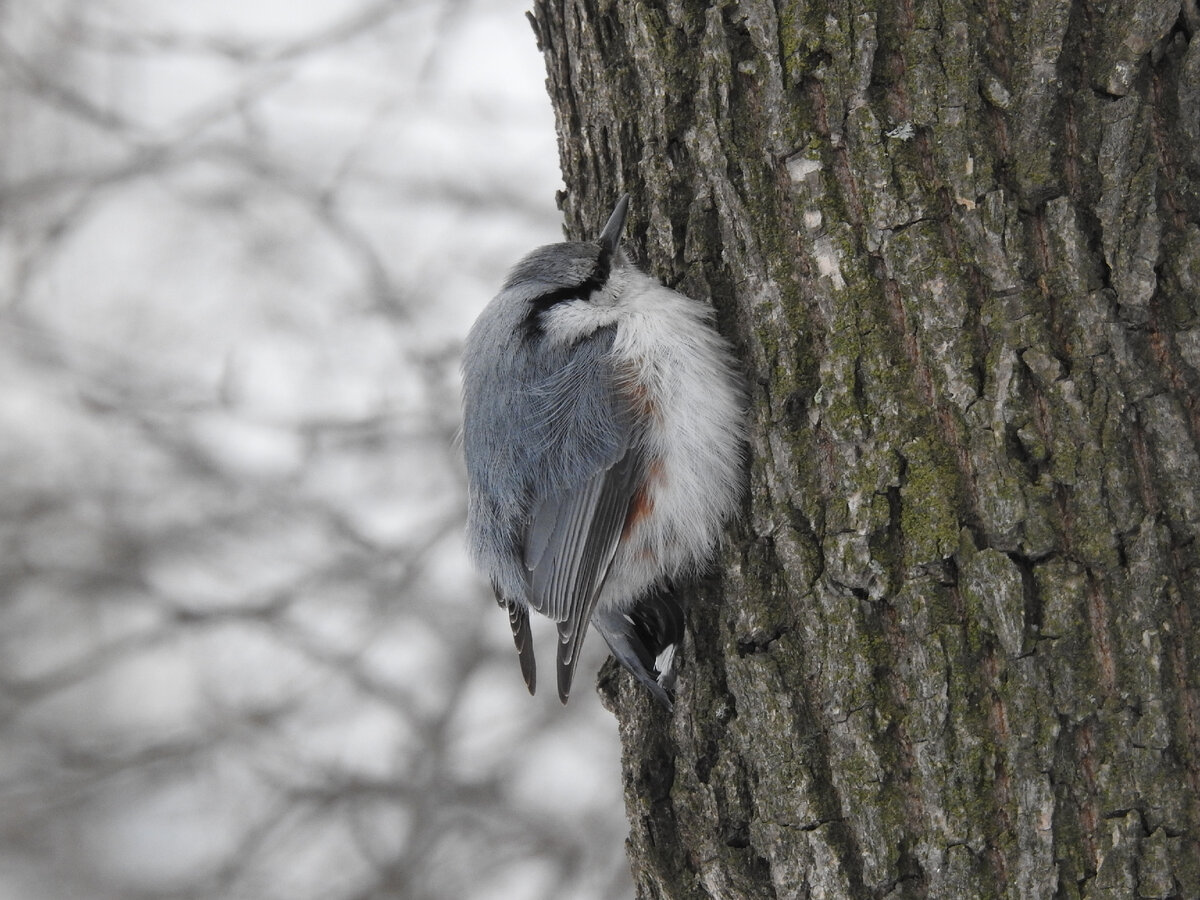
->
0 1 630 898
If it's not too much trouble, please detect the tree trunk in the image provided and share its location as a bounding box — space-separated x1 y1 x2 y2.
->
529 1 1200 897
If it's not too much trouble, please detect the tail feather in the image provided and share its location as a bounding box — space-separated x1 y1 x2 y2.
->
504 596 537 695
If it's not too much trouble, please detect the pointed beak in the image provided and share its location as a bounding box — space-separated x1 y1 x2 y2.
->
597 193 630 255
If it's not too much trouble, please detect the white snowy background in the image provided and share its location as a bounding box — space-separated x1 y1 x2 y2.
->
0 1 632 897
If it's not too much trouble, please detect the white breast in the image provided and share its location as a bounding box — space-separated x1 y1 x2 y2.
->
602 272 746 611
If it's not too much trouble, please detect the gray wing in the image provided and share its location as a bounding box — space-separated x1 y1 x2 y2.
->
524 442 643 704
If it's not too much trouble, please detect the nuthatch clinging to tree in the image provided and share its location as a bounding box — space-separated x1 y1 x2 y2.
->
461 195 746 707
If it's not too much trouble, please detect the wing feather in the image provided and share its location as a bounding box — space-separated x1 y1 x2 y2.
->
524 444 642 704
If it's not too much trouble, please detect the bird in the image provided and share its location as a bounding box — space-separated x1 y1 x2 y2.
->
461 194 746 706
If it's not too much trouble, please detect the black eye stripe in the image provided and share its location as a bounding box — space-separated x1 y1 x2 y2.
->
522 246 612 337
529 276 600 312
530 245 611 312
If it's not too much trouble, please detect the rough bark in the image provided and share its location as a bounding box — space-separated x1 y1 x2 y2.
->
529 0 1200 897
